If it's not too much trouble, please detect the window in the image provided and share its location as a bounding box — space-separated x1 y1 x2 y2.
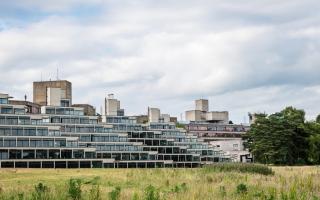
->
7 117 18 125
46 108 55 114
1 107 13 114
22 150 35 159
12 128 23 136
0 98 8 104
19 117 30 125
4 139 16 147
25 128 36 136
0 150 8 159
17 139 29 147
14 108 25 115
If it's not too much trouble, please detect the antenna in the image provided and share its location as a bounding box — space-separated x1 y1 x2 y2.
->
56 68 59 80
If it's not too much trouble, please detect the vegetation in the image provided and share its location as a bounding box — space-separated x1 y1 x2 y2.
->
204 163 274 175
244 106 320 165
0 167 319 199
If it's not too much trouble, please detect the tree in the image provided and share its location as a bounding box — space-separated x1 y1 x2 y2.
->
244 107 309 165
316 114 320 124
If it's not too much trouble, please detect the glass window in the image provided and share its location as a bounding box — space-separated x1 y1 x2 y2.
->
1 107 13 114
17 139 29 147
0 150 8 159
22 150 35 159
25 128 36 136
14 108 25 115
46 108 55 114
0 98 8 104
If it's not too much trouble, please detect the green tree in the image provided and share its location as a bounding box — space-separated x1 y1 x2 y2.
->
305 122 320 164
244 107 309 165
316 114 320 124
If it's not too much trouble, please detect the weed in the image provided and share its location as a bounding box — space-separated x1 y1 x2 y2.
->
144 185 160 200
32 182 49 200
236 183 247 194
89 185 101 200
68 179 82 200
109 186 121 200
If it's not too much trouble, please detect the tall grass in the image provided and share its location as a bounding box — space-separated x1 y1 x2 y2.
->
203 163 274 175
0 166 318 200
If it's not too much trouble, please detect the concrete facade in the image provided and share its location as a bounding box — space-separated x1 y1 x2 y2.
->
185 99 229 123
33 80 72 106
161 114 170 123
148 107 160 123
206 111 229 123
195 99 209 112
72 104 96 116
105 94 122 116
185 110 202 121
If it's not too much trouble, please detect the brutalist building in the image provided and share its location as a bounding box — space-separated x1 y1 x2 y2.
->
0 80 230 168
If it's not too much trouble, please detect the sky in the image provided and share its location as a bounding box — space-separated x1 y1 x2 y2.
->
0 0 320 123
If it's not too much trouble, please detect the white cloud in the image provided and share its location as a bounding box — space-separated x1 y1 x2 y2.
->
0 1 320 122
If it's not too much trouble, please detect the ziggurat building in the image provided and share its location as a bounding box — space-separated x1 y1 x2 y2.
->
0 80 230 168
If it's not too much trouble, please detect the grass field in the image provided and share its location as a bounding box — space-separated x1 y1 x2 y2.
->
0 165 320 200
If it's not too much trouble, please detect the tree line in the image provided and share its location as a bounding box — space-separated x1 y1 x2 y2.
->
243 107 320 165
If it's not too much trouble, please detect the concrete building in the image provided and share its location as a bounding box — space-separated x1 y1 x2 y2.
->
105 94 123 116
195 99 209 112
33 80 72 107
160 114 170 123
135 115 149 124
0 81 231 168
186 122 252 162
206 111 229 123
185 99 229 123
185 110 203 121
170 117 178 123
148 107 160 123
9 100 41 114
72 104 96 116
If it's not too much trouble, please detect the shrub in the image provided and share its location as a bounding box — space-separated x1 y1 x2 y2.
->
109 186 121 200
32 182 49 200
68 179 82 200
89 185 101 200
219 186 226 197
236 183 248 194
204 163 274 175
144 185 160 200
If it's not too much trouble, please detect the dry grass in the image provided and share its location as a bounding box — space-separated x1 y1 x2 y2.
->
0 166 319 199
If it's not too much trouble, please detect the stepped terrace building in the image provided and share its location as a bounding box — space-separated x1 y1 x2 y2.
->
0 81 230 168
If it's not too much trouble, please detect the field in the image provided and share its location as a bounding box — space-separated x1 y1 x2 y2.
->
0 165 320 200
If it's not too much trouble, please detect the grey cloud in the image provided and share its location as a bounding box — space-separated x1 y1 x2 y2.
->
0 1 320 122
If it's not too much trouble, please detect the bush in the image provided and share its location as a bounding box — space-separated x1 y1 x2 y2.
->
144 185 160 200
68 179 82 200
236 183 248 194
204 163 274 175
32 182 49 200
109 186 121 200
89 185 101 200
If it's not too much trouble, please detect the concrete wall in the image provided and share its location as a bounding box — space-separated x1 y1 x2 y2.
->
206 111 229 123
185 110 202 121
47 88 61 106
148 108 160 123
195 99 209 112
33 80 72 106
161 114 170 123
72 104 96 116
105 98 120 116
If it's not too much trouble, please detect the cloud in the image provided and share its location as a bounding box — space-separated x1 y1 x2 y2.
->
0 0 320 122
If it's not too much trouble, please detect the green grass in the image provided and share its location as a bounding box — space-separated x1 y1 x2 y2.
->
0 166 319 199
204 163 274 175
